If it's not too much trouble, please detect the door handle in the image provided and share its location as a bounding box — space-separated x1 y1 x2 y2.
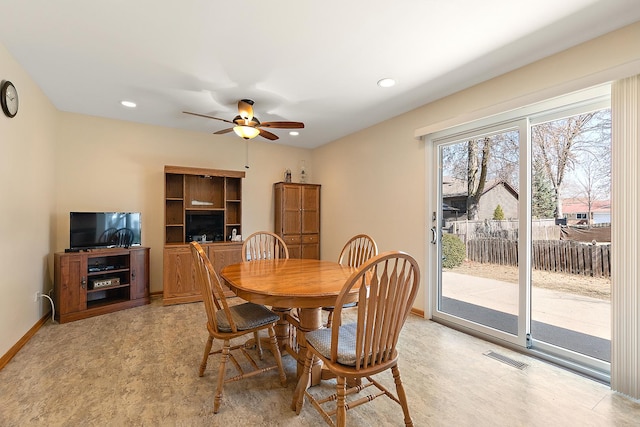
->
430 227 437 244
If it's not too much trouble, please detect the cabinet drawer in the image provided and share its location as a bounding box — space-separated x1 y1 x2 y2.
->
283 235 301 245
302 234 319 244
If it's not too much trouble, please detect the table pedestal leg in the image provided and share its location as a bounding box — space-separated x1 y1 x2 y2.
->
296 307 323 386
270 307 291 351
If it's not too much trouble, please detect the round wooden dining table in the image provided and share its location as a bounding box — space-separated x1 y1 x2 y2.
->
220 258 358 385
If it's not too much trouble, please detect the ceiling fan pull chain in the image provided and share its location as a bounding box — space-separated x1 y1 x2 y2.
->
245 140 250 169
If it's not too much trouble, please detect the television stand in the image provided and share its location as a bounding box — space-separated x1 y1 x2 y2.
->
54 247 150 323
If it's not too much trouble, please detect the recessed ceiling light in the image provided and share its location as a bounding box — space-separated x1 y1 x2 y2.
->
289 131 299 136
377 78 396 88
121 100 137 108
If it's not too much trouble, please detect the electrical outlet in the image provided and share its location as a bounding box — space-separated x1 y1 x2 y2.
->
34 291 41 302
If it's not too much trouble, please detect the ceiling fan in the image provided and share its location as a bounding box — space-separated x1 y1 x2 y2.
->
183 99 304 141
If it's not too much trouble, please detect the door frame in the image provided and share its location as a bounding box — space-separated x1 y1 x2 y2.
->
423 86 612 383
427 119 529 349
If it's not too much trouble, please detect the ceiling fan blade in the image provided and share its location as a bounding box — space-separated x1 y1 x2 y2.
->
258 129 279 141
213 128 234 135
183 111 235 124
259 121 305 129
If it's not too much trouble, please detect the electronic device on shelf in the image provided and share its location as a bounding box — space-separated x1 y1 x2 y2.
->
69 212 142 250
90 277 120 290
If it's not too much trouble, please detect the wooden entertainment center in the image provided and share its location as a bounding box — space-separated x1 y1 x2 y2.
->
54 247 150 323
163 165 245 305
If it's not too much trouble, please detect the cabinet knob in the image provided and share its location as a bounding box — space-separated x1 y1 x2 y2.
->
132 270 136 280
81 276 87 289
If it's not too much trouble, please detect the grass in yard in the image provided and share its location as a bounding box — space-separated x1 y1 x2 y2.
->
448 260 611 301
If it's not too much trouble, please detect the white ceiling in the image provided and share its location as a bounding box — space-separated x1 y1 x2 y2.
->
1 1 639 149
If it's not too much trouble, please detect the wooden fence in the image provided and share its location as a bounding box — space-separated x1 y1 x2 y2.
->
465 238 611 277
445 219 560 241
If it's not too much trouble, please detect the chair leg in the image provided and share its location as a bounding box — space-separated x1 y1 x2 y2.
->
391 365 413 427
336 376 347 427
267 326 287 387
213 339 231 414
199 335 214 377
326 310 333 328
254 331 264 360
292 349 313 414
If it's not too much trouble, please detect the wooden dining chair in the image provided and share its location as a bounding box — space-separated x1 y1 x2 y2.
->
190 242 287 414
323 234 378 327
242 231 289 261
293 251 420 427
241 231 291 352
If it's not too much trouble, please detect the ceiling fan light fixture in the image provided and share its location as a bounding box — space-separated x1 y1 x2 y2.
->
238 99 254 121
233 125 260 139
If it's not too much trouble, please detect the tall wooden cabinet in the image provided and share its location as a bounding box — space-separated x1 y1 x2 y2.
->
54 247 150 323
274 182 321 259
163 166 245 305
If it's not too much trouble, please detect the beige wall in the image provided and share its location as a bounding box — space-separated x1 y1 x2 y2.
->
314 21 640 314
0 43 57 357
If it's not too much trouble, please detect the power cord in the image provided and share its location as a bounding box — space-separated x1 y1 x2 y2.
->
39 290 56 323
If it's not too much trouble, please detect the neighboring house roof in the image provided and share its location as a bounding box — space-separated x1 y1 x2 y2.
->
442 176 519 199
562 198 611 214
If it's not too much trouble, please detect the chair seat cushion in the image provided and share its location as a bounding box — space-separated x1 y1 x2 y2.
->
305 323 363 366
321 302 357 311
215 302 279 333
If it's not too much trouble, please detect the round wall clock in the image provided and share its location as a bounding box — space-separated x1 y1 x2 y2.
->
1 80 19 118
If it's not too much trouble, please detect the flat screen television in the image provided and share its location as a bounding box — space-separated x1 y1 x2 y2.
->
186 211 224 242
70 212 142 249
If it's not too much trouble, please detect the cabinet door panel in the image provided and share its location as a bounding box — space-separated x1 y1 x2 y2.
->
59 255 87 314
130 248 149 300
208 243 242 296
282 185 302 235
301 210 319 234
163 247 198 299
301 185 319 210
301 243 320 260
288 245 302 259
301 186 320 234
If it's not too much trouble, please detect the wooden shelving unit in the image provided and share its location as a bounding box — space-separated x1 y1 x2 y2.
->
163 166 245 305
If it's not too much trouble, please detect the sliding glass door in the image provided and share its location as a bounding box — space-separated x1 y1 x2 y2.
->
438 125 523 343
529 108 611 372
429 91 611 380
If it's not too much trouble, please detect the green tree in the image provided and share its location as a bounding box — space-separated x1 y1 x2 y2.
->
493 204 505 220
532 160 556 218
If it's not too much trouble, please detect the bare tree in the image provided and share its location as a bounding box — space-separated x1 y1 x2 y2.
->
566 152 611 226
467 138 491 219
442 131 519 220
532 109 610 219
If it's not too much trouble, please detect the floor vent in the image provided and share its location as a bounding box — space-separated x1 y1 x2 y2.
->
483 350 529 370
